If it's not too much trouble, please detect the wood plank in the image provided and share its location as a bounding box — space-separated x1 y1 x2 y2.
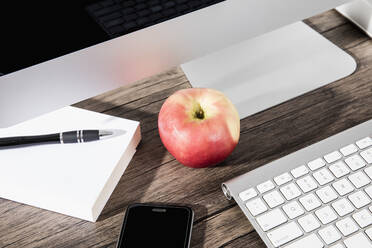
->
304 10 348 33
0 10 371 248
191 206 253 248
322 22 370 49
222 231 266 248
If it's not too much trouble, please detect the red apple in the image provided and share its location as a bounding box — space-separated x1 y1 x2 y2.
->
158 88 240 168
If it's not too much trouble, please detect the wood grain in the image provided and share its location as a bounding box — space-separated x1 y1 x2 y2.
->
0 10 371 248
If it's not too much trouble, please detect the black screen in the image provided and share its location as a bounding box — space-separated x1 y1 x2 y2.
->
0 1 108 74
118 205 193 248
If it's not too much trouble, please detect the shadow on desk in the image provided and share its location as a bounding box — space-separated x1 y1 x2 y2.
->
223 84 353 171
82 95 209 246
87 98 167 221
190 204 207 248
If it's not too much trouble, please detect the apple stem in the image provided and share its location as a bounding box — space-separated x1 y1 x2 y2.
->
194 104 205 120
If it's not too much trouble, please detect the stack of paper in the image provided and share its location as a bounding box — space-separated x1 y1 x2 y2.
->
0 106 141 222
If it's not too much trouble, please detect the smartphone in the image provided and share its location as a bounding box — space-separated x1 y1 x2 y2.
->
116 203 194 248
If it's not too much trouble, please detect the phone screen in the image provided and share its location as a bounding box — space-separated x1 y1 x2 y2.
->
117 204 194 248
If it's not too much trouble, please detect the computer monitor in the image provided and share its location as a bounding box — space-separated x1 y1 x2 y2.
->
0 0 359 127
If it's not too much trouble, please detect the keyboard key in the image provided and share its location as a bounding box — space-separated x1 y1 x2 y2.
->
257 180 275 194
330 244 345 248
366 166 372 179
344 232 372 248
101 0 114 7
366 227 372 240
282 201 304 219
284 233 324 248
333 178 354 196
188 0 203 8
291 165 309 178
121 1 135 8
315 206 337 224
325 151 343 163
121 7 135 16
263 190 285 208
256 208 287 231
98 11 122 22
162 8 176 16
135 3 146 10
353 209 372 228
164 1 176 8
94 4 122 17
299 193 321 211
340 144 358 157
313 168 335 185
298 214 321 232
88 0 225 38
356 137 372 149
329 161 350 178
138 9 151 17
108 24 126 34
239 187 257 201
297 176 318 193
274 172 292 186
137 16 150 25
104 17 125 28
123 11 137 20
332 198 355 217
147 0 159 5
246 198 267 216
362 148 372 164
318 225 341 245
336 217 358 236
345 154 367 171
365 185 372 198
267 222 303 247
280 183 301 200
316 186 338 203
176 4 188 12
348 191 371 208
151 5 163 12
348 171 371 188
149 12 162 21
308 158 326 171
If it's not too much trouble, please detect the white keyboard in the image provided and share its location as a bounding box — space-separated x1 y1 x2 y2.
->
222 120 372 248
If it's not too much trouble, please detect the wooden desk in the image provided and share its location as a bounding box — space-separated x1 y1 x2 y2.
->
1 10 371 248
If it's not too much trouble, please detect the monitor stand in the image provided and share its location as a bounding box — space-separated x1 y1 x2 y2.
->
337 0 372 37
181 22 357 120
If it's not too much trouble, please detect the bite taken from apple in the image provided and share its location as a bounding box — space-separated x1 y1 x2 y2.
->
158 88 240 168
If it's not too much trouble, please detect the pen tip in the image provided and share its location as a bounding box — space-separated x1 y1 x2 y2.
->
99 130 114 137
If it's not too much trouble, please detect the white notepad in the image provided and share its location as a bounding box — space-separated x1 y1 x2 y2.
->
0 106 141 222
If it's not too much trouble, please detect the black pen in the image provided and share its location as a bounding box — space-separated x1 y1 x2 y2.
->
0 130 113 147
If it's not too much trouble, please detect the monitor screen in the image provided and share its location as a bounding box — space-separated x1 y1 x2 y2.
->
0 1 108 74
